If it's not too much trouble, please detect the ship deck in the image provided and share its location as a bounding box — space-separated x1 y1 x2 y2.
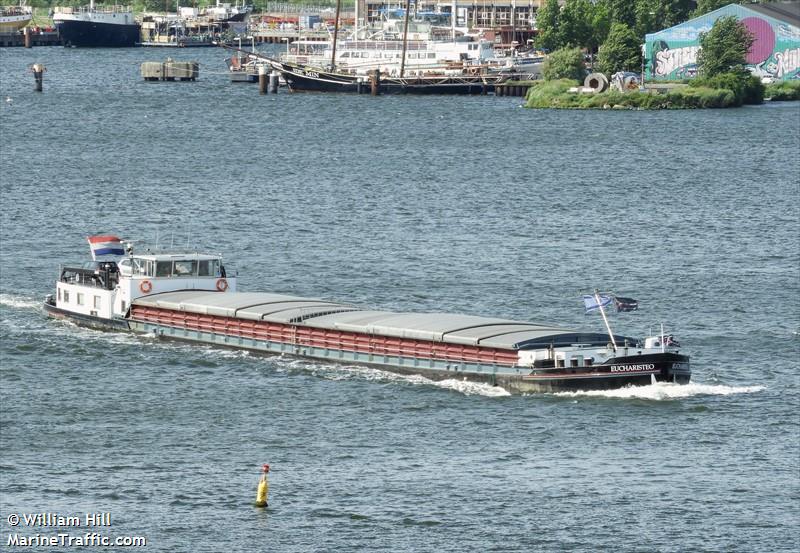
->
132 290 624 350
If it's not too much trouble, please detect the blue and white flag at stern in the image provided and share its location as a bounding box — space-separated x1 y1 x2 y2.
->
582 294 613 313
87 235 124 260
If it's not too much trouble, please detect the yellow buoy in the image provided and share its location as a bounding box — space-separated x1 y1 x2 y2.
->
255 464 270 508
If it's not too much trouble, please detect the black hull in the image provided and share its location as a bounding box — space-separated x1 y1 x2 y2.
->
268 60 498 95
56 20 140 48
44 301 130 332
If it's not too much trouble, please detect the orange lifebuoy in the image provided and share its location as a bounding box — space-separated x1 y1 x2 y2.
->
216 278 228 292
140 280 153 294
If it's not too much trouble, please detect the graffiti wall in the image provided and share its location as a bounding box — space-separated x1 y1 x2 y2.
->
644 4 800 81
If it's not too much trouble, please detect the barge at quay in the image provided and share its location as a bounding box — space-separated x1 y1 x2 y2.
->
44 237 691 393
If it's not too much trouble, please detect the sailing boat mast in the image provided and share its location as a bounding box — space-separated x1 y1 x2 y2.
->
330 0 342 70
399 0 412 78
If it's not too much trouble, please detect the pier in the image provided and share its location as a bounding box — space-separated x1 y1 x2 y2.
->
495 81 534 97
0 29 61 47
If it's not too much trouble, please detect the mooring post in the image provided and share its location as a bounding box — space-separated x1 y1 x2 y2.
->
268 70 279 93
370 69 380 96
31 63 45 92
258 65 267 95
23 27 31 48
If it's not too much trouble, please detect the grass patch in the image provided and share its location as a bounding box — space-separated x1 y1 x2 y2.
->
765 80 800 101
524 79 739 109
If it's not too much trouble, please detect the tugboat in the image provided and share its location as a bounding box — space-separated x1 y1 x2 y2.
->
53 1 139 47
45 236 691 393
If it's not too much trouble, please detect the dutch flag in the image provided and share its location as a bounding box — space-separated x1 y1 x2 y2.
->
87 235 125 260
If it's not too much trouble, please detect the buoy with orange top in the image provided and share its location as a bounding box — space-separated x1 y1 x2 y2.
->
255 464 269 508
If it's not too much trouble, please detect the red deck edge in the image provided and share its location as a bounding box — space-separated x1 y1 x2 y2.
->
130 305 519 366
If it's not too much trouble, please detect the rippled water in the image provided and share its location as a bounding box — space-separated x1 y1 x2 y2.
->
1 47 798 552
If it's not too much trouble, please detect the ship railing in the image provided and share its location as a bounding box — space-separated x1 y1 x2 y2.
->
59 266 117 291
0 7 32 16
53 5 133 15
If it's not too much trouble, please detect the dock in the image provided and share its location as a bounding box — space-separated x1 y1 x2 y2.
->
0 29 61 47
141 60 199 81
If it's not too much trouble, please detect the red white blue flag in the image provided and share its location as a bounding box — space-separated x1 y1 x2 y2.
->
87 235 124 260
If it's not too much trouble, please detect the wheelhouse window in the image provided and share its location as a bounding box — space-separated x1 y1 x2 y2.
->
133 259 154 276
58 288 61 302
94 296 101 309
77 293 85 306
63 290 69 303
198 259 220 277
156 261 172 277
174 260 197 276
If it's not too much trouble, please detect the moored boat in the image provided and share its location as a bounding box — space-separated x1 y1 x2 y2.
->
53 1 139 47
0 2 32 34
257 56 503 94
45 236 691 393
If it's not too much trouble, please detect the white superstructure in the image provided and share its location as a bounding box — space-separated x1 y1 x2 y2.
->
52 243 236 322
52 1 135 26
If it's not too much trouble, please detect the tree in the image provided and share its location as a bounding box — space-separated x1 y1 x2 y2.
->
597 22 642 75
558 0 592 49
535 0 562 52
693 0 736 18
697 15 755 77
587 2 611 56
660 0 694 28
541 47 586 81
604 0 637 29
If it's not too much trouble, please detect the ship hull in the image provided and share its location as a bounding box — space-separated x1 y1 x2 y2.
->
0 15 31 33
44 301 130 331
268 60 497 95
56 20 140 47
126 315 689 393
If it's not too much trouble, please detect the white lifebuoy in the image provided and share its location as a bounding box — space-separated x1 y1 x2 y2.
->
216 278 228 292
140 280 153 294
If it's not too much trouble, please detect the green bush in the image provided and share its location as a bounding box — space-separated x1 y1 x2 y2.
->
541 47 586 82
690 71 764 105
765 80 800 101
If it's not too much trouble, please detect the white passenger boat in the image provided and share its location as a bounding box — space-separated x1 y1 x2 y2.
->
45 236 691 393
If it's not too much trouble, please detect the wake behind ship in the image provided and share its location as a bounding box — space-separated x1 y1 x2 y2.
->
44 236 691 393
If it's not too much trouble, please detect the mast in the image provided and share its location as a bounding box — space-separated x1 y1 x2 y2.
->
399 0 412 78
594 289 617 352
330 0 342 70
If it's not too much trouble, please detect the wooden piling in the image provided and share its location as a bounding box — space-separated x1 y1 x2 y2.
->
370 69 380 96
31 63 44 92
258 65 267 95
23 27 31 48
268 71 279 93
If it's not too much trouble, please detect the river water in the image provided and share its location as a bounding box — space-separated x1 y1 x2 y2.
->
1 47 798 552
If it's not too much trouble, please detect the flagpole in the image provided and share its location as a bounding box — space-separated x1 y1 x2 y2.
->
595 289 617 351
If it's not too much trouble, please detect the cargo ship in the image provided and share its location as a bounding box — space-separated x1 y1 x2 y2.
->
44 236 691 393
